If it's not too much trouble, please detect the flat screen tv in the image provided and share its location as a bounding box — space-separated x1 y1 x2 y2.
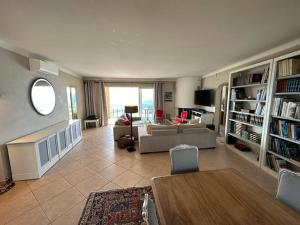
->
194 89 215 106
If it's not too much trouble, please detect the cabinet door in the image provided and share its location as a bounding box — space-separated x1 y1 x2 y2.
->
71 123 77 140
59 130 67 150
76 121 81 137
66 126 72 146
38 139 50 167
48 134 58 159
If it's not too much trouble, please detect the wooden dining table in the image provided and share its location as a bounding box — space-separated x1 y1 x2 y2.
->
151 168 300 225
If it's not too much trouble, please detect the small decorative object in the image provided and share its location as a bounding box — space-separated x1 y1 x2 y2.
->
164 92 173 101
125 105 138 152
250 73 262 83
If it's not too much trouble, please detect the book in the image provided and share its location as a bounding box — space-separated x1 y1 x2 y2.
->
277 58 300 77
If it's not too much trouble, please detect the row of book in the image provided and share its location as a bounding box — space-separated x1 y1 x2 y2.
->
254 103 266 116
266 154 290 172
232 68 269 86
277 58 300 77
233 114 264 126
256 88 267 101
276 78 300 93
269 138 300 160
272 98 300 119
270 120 300 141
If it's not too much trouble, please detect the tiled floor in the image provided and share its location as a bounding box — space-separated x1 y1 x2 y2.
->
0 126 277 225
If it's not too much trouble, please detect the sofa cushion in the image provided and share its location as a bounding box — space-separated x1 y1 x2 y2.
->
182 128 208 134
178 123 206 133
151 129 178 136
146 124 178 134
189 118 200 124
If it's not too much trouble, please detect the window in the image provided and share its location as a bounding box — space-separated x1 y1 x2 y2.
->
107 86 154 124
66 86 78 119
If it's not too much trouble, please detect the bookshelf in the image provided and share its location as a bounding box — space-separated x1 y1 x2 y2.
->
262 50 300 176
225 60 273 166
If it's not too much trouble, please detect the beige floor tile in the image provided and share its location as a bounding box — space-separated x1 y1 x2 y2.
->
75 174 109 197
0 191 39 225
98 182 122 191
63 167 96 185
0 181 31 203
27 171 62 191
32 177 71 203
6 206 50 225
115 157 138 169
112 171 143 188
129 162 155 177
135 178 152 187
41 187 84 221
52 200 86 225
98 164 126 180
58 161 86 176
86 159 113 173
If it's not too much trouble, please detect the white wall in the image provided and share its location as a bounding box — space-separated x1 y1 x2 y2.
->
0 47 85 187
175 77 201 108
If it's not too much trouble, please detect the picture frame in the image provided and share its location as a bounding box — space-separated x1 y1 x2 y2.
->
164 92 173 101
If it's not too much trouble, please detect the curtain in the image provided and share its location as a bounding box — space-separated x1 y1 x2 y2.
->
84 81 108 126
154 82 164 111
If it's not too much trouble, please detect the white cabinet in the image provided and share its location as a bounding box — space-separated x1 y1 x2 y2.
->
7 120 82 181
71 120 82 145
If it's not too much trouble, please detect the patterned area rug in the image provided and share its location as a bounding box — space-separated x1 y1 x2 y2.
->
79 186 153 225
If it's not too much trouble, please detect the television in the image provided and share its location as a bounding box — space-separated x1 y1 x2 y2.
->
194 89 215 106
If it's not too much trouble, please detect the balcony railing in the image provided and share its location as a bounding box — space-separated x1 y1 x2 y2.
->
110 107 154 122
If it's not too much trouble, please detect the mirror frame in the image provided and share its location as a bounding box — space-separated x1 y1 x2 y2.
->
30 78 56 116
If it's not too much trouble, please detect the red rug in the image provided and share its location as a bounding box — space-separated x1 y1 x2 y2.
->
79 186 153 225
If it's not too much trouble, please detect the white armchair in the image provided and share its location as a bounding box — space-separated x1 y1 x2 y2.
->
169 144 199 175
276 169 300 213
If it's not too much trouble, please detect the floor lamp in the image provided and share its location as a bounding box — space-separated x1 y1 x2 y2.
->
125 105 138 152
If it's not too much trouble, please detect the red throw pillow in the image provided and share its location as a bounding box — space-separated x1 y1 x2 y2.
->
124 119 131 125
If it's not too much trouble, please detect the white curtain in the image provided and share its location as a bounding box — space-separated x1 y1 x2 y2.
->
154 82 164 111
84 81 108 126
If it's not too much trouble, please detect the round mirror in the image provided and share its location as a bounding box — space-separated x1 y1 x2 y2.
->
31 78 56 115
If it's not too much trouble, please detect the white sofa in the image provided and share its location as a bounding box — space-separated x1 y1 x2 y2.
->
139 123 216 153
113 116 141 141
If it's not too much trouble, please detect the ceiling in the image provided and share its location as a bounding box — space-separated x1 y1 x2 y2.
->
1 0 300 78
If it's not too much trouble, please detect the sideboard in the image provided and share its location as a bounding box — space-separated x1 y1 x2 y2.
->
7 119 82 181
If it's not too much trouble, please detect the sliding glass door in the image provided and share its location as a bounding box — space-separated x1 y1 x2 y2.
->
140 88 154 122
107 86 154 124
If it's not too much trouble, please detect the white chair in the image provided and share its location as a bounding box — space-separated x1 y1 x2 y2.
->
170 144 199 175
142 194 159 225
200 113 214 125
276 169 300 213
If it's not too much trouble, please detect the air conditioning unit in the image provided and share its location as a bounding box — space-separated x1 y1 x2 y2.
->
29 58 59 76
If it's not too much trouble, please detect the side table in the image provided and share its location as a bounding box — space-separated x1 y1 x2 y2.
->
84 119 100 129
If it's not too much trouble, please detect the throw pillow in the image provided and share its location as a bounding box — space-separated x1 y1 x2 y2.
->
189 118 200 124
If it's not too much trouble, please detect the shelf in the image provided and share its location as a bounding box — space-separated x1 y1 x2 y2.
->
230 111 264 118
229 119 262 129
275 92 300 95
226 144 259 166
271 115 300 123
231 83 267 89
267 150 300 167
228 133 261 148
277 74 300 80
269 133 300 145
230 99 266 103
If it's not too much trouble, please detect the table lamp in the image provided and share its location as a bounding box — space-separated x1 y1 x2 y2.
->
125 105 138 152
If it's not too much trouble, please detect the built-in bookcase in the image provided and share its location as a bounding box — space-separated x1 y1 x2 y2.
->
262 50 300 177
225 50 300 177
225 60 273 166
